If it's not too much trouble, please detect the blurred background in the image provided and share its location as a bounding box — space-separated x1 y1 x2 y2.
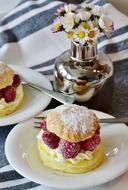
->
108 0 128 16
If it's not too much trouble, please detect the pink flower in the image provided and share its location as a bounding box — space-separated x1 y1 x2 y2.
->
55 6 65 16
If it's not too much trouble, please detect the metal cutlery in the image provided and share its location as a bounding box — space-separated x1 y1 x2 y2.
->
21 80 75 105
100 117 128 124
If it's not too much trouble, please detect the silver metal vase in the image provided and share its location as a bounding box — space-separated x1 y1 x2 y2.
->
54 41 113 102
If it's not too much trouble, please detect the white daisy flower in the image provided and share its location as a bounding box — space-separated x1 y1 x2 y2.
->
64 4 77 12
87 28 100 42
76 9 91 22
91 5 104 16
81 20 94 31
52 18 61 32
99 15 114 33
60 12 75 32
67 30 75 39
73 26 88 44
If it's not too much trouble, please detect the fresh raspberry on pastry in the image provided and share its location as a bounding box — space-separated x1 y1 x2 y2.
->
42 131 60 149
0 64 24 117
2 86 16 103
81 134 101 151
59 139 81 158
12 74 21 88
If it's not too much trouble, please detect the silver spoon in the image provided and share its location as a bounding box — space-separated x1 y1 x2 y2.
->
21 80 75 105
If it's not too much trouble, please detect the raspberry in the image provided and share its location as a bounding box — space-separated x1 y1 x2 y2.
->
59 139 81 158
95 127 100 135
39 119 47 131
42 131 60 149
12 74 21 88
81 134 101 151
0 90 2 99
2 86 16 103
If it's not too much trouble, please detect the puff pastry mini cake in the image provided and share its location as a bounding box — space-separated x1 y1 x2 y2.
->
37 104 104 173
0 64 24 116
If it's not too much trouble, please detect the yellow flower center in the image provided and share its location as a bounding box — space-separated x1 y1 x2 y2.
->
88 31 96 38
82 22 91 30
67 18 74 25
77 31 85 39
67 31 74 38
54 22 60 31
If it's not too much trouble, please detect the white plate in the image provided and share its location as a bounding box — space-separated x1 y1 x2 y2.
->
0 65 52 126
5 109 128 189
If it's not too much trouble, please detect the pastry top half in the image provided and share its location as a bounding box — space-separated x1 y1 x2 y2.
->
46 104 100 142
0 64 15 90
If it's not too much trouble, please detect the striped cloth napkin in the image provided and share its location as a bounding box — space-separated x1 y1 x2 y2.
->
0 0 128 189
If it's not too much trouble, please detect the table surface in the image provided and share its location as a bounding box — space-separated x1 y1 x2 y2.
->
0 0 128 189
0 55 128 189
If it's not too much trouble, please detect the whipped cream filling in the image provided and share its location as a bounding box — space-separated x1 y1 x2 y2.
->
0 85 23 109
37 130 93 164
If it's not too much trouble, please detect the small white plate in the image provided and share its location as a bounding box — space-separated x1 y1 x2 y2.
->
0 65 52 126
5 109 128 189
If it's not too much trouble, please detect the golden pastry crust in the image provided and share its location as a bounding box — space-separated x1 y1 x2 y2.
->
38 140 104 174
46 105 100 142
0 64 14 90
0 85 24 117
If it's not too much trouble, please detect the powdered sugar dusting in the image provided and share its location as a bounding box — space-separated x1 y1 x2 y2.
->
55 104 97 134
0 64 10 74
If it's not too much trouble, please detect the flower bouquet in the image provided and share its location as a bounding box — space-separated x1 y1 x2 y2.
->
52 3 114 45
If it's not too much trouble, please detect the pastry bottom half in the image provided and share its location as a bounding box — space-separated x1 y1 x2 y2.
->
37 140 104 174
0 85 24 117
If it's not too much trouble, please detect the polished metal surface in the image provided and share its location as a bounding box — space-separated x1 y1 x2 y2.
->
71 41 98 62
54 43 113 102
100 117 128 124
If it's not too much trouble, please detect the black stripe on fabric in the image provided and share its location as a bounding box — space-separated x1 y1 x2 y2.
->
0 124 15 168
86 0 107 5
100 38 128 54
1 181 39 190
40 69 54 75
0 4 63 48
99 25 128 43
0 0 51 26
86 0 95 3
17 0 29 6
0 170 23 182
113 57 128 65
31 57 56 69
96 0 106 6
